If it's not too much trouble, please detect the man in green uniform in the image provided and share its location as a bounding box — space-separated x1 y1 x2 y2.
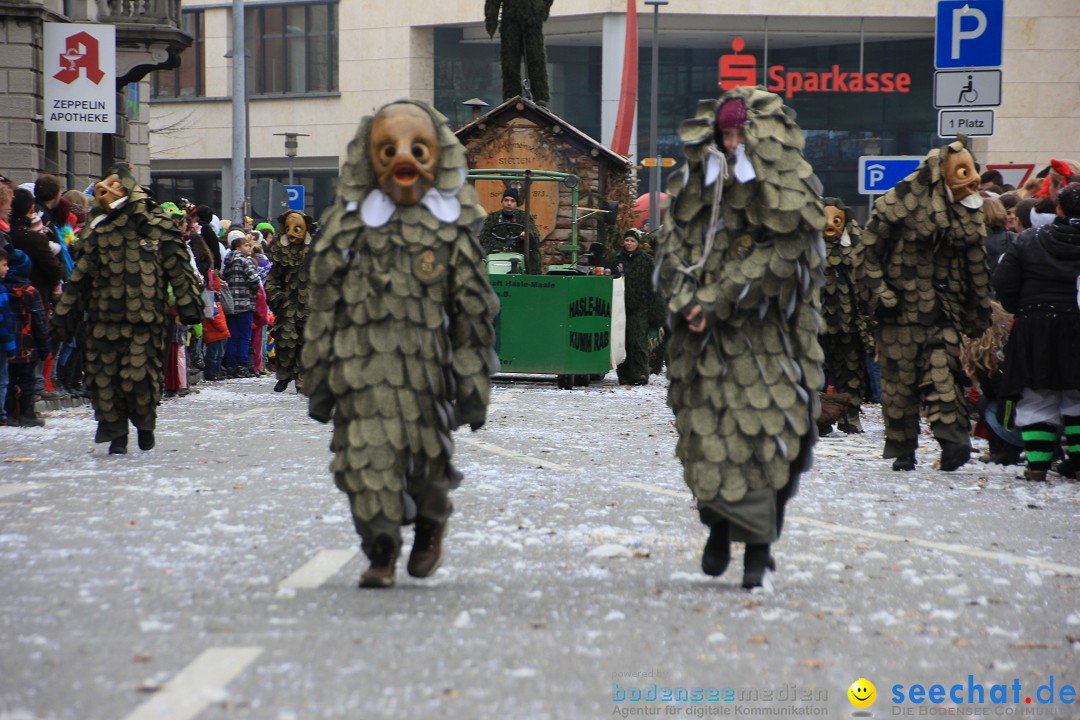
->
855 138 991 472
51 166 203 454
303 100 499 588
656 87 826 589
485 0 554 105
478 187 543 274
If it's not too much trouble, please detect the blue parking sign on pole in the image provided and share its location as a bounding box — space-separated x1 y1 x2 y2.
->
858 156 923 195
284 184 305 211
935 0 1003 69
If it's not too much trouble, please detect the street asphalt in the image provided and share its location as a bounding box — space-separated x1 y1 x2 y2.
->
1 374 1077 720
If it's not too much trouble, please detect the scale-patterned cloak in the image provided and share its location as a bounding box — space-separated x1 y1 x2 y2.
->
52 167 203 435
821 202 872 406
302 100 499 524
265 221 311 378
656 86 825 508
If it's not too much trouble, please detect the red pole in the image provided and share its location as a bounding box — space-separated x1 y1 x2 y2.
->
610 0 638 156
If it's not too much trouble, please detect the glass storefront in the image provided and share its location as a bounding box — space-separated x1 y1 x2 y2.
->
434 27 939 208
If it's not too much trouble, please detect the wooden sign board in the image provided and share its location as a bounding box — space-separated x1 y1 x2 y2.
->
470 119 562 240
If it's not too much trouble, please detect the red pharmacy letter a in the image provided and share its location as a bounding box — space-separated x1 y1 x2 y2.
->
54 31 105 85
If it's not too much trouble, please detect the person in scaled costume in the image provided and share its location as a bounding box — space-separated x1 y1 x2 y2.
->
656 87 826 589
51 166 203 454
478 187 543 274
820 197 873 433
303 100 500 588
855 137 991 472
485 0 554 105
264 210 316 393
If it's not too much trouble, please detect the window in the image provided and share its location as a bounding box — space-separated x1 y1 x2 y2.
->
152 10 204 99
246 3 337 96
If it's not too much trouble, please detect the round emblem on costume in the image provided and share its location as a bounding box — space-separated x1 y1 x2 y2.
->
728 234 754 261
413 248 448 284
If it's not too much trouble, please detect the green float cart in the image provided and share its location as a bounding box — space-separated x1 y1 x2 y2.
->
468 168 625 389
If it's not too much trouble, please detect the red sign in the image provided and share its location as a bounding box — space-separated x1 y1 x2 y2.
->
985 164 1035 189
54 31 105 85
718 38 912 99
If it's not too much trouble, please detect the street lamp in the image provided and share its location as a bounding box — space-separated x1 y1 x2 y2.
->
645 0 668 233
273 132 309 185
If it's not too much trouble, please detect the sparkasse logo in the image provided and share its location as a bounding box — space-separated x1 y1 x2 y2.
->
717 38 912 99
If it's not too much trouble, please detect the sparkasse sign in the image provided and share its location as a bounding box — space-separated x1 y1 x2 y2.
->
44 22 116 134
718 37 912 99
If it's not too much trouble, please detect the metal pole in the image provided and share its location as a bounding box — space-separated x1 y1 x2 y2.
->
288 156 294 186
648 4 660 232
230 0 246 224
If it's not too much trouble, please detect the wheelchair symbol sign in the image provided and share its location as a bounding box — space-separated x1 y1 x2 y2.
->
933 69 1001 108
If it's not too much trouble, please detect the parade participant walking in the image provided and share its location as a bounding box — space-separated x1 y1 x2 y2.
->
655 87 826 588
992 181 1080 481
51 166 203 454
614 228 663 386
264 210 315 392
820 197 872 433
303 100 499 588
855 137 991 472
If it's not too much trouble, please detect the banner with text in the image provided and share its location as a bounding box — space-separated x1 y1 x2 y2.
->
44 23 116 133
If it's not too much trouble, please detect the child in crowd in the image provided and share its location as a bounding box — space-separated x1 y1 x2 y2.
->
3 249 49 426
0 248 14 425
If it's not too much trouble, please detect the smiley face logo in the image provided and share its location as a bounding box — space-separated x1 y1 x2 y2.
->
847 678 876 708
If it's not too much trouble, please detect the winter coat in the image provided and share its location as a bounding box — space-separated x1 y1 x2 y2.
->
0 282 16 353
222 251 261 314
984 228 1015 279
8 215 63 307
4 273 49 364
993 217 1080 396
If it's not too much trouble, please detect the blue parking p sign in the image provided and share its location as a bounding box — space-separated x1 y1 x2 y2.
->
858 156 923 195
935 0 1003 69
285 184 305 211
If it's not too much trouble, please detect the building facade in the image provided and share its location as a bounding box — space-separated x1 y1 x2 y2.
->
147 0 1080 222
1 0 191 190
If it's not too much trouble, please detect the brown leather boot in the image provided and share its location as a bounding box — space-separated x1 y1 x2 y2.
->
359 536 398 588
407 518 448 578
1023 468 1047 482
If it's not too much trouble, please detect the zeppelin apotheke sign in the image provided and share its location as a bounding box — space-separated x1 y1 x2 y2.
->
44 23 116 134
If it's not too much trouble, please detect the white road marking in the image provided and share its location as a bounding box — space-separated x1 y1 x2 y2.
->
0 483 44 499
620 481 1080 577
279 548 359 589
122 646 263 720
458 436 573 472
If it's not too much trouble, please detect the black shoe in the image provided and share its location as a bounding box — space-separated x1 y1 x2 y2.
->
742 543 775 589
137 429 155 451
274 377 291 392
109 435 128 454
407 519 448 578
701 520 731 577
359 536 398 588
939 441 970 472
892 453 916 471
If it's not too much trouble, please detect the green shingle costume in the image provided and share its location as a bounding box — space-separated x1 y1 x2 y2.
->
303 100 499 587
656 87 825 586
821 198 872 432
485 0 553 104
264 210 314 392
855 138 991 471
51 167 203 452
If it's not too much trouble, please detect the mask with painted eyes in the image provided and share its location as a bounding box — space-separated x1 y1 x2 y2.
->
94 174 126 211
369 103 440 206
823 206 846 241
283 212 307 243
944 148 980 203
